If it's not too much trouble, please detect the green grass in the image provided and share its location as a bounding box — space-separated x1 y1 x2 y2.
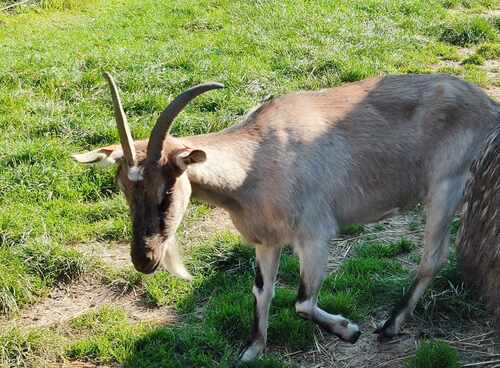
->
65 235 300 367
475 42 500 59
416 253 486 321
356 238 415 258
279 249 300 285
464 64 490 86
320 239 412 320
39 0 97 9
405 340 460 368
0 327 66 367
0 242 86 315
67 306 150 364
462 53 485 64
102 265 144 293
0 0 95 10
340 224 365 237
440 0 496 9
430 42 461 61
440 16 497 45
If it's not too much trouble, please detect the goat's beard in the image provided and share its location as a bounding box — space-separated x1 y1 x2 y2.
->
161 236 193 281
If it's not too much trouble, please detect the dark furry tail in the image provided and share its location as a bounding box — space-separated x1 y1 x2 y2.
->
458 126 500 333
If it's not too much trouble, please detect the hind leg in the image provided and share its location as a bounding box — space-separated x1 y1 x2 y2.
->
295 237 361 342
377 177 466 337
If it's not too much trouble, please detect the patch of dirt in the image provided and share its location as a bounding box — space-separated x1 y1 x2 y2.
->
181 206 237 246
0 276 176 330
294 318 499 368
77 207 237 270
328 212 425 273
485 9 500 18
0 206 236 334
78 241 131 269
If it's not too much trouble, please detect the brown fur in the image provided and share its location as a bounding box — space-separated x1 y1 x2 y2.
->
74 74 500 360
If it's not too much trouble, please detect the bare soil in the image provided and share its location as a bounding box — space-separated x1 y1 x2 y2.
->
0 276 176 330
0 206 234 331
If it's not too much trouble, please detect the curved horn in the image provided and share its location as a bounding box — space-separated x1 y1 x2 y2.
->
146 82 224 162
103 72 137 166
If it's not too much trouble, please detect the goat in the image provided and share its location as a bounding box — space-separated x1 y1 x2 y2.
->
73 72 499 362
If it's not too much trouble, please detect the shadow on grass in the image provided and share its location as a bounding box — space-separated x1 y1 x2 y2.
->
67 233 487 367
68 232 306 367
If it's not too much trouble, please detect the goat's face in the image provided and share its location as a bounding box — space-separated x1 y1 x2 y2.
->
73 73 222 278
118 145 205 276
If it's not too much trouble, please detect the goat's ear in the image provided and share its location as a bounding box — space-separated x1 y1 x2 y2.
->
172 148 207 171
72 145 123 167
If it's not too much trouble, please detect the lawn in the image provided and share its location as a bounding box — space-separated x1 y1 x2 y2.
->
0 0 498 367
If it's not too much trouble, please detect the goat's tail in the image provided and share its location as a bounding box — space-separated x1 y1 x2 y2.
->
457 126 500 333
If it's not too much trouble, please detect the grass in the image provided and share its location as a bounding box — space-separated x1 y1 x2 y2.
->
429 42 461 61
0 242 86 315
464 64 490 86
440 16 498 45
436 62 490 87
440 0 496 9
356 238 415 258
0 0 498 366
416 253 486 321
340 224 365 237
64 234 301 367
0 327 66 368
0 230 488 366
475 42 500 58
405 340 460 368
321 241 410 320
462 53 485 64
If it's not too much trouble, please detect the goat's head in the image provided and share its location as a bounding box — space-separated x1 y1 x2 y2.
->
73 73 223 278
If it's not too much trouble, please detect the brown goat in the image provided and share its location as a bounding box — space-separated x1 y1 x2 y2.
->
74 73 499 362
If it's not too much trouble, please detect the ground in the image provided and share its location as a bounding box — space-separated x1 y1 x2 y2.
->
0 1 499 367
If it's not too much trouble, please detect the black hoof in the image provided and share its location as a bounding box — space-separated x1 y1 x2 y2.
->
348 330 362 344
374 321 398 340
332 329 362 344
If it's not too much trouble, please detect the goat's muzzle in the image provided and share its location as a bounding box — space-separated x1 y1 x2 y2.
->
131 240 163 274
133 257 160 274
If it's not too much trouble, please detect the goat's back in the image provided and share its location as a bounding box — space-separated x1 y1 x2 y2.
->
233 74 498 231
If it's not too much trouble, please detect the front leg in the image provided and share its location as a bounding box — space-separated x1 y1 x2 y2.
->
238 244 281 363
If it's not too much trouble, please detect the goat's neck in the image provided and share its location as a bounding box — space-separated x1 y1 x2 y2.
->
181 132 254 210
